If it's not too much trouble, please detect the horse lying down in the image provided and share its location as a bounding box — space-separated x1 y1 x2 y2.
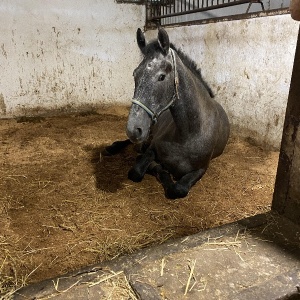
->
104 28 230 199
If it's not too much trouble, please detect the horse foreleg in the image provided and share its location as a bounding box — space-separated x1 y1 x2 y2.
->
102 139 131 156
148 163 175 196
128 148 155 182
150 163 206 199
170 169 206 199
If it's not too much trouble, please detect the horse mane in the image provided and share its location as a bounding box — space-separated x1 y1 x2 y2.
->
143 40 214 98
170 43 214 98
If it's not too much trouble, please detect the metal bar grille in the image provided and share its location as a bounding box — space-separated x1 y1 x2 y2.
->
146 0 289 27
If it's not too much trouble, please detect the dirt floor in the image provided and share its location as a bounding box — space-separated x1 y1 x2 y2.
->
0 106 279 298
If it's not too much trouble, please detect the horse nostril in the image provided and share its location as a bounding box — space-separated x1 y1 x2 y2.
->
126 124 144 143
136 127 142 138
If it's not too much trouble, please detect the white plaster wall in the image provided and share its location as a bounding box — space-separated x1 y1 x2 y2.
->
0 0 145 117
146 15 299 149
0 3 298 149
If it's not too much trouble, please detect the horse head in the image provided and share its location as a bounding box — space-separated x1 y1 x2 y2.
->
126 28 177 144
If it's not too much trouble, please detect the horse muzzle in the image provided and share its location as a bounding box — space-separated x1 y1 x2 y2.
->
126 109 151 144
126 126 144 144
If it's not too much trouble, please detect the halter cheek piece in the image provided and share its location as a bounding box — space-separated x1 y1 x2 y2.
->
131 48 179 124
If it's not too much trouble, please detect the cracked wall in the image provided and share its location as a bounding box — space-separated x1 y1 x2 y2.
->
0 2 299 149
0 0 145 117
146 15 299 149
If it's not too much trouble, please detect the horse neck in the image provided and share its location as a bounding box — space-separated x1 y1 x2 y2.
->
170 57 208 137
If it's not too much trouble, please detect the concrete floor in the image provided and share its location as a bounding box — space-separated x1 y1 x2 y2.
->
14 212 300 300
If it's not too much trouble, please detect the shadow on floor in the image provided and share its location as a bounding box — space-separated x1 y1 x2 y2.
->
86 143 136 193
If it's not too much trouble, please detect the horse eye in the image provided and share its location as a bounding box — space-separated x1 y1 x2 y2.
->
158 74 166 81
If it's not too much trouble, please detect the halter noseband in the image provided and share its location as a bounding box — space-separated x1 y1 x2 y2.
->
131 48 179 124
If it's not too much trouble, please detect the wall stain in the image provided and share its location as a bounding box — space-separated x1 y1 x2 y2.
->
1 44 7 59
0 93 7 115
243 69 250 79
274 114 279 126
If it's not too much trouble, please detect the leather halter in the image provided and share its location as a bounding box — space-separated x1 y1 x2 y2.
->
131 48 179 124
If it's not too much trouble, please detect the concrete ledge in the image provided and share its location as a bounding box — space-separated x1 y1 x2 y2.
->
14 212 300 300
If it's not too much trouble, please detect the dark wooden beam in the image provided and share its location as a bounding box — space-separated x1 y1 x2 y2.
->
272 25 300 225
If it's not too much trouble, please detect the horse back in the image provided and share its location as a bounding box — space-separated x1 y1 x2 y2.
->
211 100 230 158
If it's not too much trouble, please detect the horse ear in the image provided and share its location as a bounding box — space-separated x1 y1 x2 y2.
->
137 28 146 52
158 28 170 54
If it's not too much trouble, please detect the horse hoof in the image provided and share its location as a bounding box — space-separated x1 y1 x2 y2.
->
103 143 121 156
128 168 143 182
103 140 131 156
102 147 113 156
166 183 189 199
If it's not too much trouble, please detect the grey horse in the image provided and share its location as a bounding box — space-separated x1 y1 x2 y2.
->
106 28 230 199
